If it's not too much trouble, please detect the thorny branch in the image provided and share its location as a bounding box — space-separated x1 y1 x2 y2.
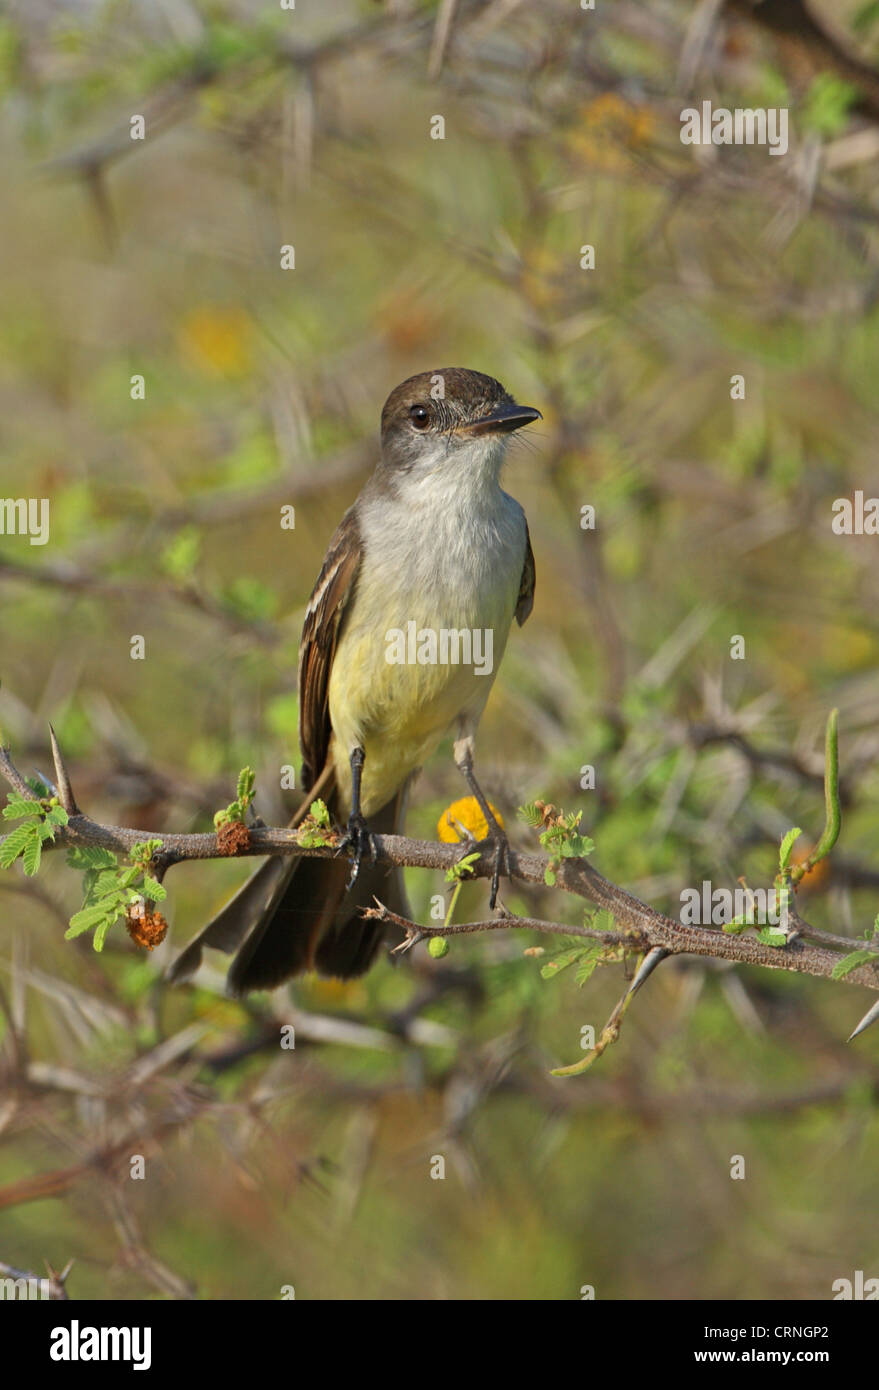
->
2 729 878 1020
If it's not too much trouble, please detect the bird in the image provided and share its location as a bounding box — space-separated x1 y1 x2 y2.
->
168 367 540 993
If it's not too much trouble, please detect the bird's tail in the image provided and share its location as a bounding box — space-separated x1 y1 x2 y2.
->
167 784 410 993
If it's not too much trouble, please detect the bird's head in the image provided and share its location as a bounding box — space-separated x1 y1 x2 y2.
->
378 368 541 488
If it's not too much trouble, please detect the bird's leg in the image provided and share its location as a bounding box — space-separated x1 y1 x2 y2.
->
453 734 510 910
339 746 378 889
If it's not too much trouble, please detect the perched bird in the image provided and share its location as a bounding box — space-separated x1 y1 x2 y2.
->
170 368 539 992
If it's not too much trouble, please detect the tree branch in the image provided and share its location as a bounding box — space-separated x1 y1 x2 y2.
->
2 738 878 1001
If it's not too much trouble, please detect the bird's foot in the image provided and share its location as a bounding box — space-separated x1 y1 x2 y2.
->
469 830 512 910
338 811 379 890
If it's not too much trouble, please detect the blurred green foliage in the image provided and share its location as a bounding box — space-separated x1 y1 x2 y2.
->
1 0 879 1301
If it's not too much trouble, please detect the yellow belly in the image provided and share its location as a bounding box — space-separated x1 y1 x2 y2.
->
328 609 513 817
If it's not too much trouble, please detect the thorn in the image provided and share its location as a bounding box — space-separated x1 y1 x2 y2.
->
48 724 80 815
848 998 879 1043
45 1257 74 1294
390 929 425 957
626 946 670 998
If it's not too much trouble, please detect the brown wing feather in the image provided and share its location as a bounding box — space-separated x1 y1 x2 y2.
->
298 505 363 789
515 521 535 626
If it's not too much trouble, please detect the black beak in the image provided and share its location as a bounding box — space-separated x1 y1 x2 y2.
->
462 403 542 436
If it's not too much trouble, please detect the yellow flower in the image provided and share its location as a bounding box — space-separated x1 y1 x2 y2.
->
567 94 655 172
308 976 361 1001
178 306 253 377
437 796 505 844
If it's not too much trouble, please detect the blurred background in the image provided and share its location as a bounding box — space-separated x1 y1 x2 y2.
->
2 0 879 1300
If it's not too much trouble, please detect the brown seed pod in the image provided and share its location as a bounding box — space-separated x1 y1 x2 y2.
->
217 818 251 856
126 902 169 951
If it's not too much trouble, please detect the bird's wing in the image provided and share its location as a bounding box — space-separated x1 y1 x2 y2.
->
515 519 535 626
298 504 363 788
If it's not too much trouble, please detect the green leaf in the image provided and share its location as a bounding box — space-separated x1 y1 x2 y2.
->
93 913 117 952
141 875 167 902
3 796 42 819
723 917 751 935
0 795 67 872
802 73 858 138
298 824 335 848
66 846 117 870
778 827 802 872
0 823 36 867
160 524 201 581
541 945 589 979
66 903 116 938
445 851 480 883
755 928 787 949
587 909 617 934
574 956 602 987
94 869 124 895
831 949 879 981
20 831 41 876
130 838 164 864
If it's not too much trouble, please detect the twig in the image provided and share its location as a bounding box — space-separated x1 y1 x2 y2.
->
0 1258 73 1300
371 901 641 947
1 744 876 997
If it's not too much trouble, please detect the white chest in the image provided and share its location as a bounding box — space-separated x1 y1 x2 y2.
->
355 476 526 633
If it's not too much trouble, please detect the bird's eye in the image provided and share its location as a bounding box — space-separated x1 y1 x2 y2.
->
409 404 430 430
